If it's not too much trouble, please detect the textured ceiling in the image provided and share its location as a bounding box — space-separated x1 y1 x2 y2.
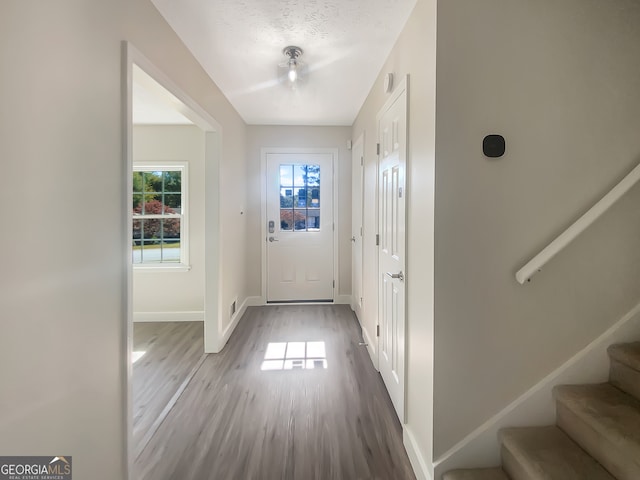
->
151 0 417 125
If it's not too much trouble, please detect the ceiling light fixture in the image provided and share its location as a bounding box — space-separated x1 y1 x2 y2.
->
282 46 303 84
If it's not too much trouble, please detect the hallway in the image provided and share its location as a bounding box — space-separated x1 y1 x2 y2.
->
134 305 415 479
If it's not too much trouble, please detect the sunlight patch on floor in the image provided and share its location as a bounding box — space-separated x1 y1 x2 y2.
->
132 351 146 363
261 341 327 371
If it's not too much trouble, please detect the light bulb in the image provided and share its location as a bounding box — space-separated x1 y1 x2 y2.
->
288 61 298 82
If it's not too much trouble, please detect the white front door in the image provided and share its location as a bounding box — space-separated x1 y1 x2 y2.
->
266 152 334 302
351 135 364 320
378 78 407 422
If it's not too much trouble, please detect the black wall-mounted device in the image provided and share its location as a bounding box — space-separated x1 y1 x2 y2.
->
483 134 505 158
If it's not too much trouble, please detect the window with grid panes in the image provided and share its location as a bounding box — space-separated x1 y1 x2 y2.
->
279 164 320 232
132 163 188 267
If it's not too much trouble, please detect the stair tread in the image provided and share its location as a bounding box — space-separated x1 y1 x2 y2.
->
554 383 640 453
608 342 640 371
500 425 615 479
442 467 509 480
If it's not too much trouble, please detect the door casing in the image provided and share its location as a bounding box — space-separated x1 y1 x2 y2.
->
351 133 365 320
260 147 339 304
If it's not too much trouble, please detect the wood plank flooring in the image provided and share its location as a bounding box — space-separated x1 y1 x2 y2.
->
133 321 206 458
134 305 416 480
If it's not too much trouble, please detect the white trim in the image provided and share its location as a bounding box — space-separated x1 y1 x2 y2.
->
203 130 222 354
433 299 640 477
246 296 265 307
404 426 433 480
516 161 640 284
133 311 204 322
122 42 134 480
260 147 340 303
362 324 379 371
215 296 257 352
129 51 222 132
123 42 223 479
351 132 365 321
335 294 352 305
133 161 190 268
133 264 191 273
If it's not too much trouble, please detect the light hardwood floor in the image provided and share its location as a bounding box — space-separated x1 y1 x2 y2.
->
134 305 416 480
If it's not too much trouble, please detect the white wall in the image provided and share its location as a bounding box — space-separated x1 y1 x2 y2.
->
245 126 353 300
0 1 248 478
434 0 640 460
132 125 205 318
352 0 438 477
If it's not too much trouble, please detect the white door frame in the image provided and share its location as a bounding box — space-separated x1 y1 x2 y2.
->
260 147 339 304
351 133 365 320
123 41 223 476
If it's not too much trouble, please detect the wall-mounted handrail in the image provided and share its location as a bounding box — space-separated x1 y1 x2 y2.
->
516 161 640 284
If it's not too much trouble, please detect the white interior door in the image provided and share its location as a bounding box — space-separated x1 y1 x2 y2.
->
351 135 364 320
378 79 407 422
266 152 334 302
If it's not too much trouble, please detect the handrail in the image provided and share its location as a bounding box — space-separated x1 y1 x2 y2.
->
516 161 640 284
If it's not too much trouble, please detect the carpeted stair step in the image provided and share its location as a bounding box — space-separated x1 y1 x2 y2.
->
554 383 640 480
499 426 614 480
442 467 510 480
608 342 640 401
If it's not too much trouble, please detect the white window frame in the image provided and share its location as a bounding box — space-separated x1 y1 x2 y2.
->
133 161 190 272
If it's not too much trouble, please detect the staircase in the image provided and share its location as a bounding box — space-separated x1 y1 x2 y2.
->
443 342 640 480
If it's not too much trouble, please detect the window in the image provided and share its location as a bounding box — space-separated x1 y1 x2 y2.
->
132 163 188 269
279 164 320 231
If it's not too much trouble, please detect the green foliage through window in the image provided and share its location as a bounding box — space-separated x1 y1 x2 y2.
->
279 164 320 231
132 167 184 264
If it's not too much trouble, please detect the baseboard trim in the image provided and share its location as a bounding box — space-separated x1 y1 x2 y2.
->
433 299 640 478
133 311 204 322
362 325 379 371
246 296 264 307
335 294 352 305
404 426 433 480
217 297 251 351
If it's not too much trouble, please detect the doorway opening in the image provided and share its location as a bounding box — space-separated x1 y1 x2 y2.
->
261 148 339 303
123 42 223 473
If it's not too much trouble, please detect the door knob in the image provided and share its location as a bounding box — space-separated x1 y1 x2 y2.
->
351 236 356 243
268 236 279 242
385 271 404 281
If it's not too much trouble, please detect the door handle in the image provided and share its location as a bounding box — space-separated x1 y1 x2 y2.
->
268 236 279 242
385 271 404 281
351 236 356 243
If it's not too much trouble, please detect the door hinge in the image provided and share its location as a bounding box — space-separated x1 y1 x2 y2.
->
376 143 380 155
399 187 403 198
376 325 380 337
360 226 363 237
333 280 335 288
360 156 364 166
376 234 380 246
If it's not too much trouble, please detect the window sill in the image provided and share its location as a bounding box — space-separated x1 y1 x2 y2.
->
133 264 191 273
